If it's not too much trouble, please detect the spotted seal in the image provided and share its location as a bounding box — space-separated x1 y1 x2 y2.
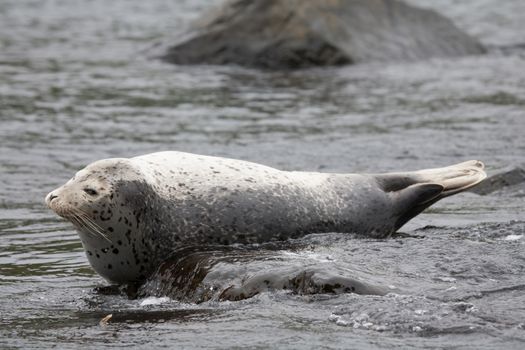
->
45 151 486 284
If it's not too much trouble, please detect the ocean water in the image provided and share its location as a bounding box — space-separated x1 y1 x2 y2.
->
0 1 524 348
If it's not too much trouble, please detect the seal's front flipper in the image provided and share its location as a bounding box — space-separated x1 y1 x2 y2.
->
380 160 487 231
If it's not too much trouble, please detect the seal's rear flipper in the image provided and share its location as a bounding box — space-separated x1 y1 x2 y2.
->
392 183 444 231
414 160 486 196
379 160 486 231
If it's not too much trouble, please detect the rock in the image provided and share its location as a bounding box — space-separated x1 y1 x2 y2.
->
470 166 525 195
160 0 484 69
218 267 388 301
135 245 387 302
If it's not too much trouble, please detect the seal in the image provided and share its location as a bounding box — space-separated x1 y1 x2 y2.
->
45 151 486 284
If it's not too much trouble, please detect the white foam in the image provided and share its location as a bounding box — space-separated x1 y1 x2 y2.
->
281 251 335 263
140 296 171 306
503 234 523 241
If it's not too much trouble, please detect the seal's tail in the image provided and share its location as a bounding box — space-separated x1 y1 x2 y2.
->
375 160 486 231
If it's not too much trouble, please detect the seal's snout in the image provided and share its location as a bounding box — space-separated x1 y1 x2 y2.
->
45 191 59 207
45 190 68 217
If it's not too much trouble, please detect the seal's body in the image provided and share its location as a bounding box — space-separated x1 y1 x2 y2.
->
46 151 486 283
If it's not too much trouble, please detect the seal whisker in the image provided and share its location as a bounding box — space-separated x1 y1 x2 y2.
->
76 209 107 232
79 214 112 243
72 213 99 238
73 210 111 242
69 213 97 238
78 213 110 241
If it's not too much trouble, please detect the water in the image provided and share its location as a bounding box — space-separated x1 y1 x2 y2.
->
1 0 524 348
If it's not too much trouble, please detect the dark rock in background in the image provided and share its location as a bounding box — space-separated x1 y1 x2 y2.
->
161 0 485 69
470 166 525 195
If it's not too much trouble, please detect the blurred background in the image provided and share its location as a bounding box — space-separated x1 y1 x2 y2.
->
0 0 524 348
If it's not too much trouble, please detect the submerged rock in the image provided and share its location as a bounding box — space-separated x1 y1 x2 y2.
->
161 0 484 69
218 266 388 301
133 245 388 302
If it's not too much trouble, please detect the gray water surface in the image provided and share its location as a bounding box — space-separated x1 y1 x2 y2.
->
1 0 524 349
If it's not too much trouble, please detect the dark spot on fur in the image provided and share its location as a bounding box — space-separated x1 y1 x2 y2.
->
100 209 112 221
108 227 114 232
112 248 119 254
107 264 112 270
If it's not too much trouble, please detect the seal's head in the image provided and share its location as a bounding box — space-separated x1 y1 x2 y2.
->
45 158 151 284
45 158 141 221
47 160 115 218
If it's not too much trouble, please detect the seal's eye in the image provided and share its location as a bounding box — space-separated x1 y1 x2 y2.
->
83 188 98 196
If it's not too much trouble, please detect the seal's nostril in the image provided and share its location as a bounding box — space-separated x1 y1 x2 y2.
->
49 194 58 202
